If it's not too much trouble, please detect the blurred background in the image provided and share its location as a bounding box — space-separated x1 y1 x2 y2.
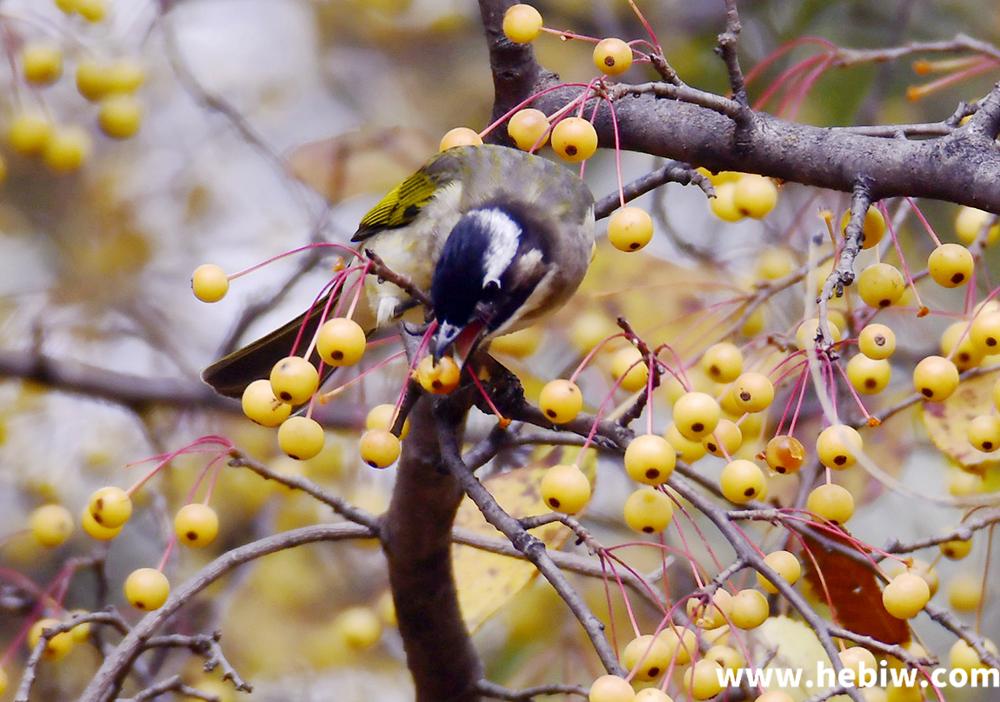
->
1 1 999 700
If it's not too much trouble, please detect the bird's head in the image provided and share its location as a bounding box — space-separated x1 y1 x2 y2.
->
430 202 549 361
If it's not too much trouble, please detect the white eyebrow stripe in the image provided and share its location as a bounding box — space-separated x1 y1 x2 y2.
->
470 208 521 286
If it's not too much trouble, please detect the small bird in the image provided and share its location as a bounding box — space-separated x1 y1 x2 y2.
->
203 144 595 397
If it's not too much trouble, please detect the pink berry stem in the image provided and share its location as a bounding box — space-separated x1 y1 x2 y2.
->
904 197 942 246
226 242 360 281
744 35 836 88
568 332 625 383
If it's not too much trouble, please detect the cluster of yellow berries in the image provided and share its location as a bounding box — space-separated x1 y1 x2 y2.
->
24 485 219 614
701 170 779 222
5 7 144 176
534 338 864 527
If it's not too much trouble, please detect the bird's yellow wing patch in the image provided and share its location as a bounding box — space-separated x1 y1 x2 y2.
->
352 169 441 241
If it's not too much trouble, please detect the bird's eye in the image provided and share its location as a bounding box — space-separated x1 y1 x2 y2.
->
483 279 501 297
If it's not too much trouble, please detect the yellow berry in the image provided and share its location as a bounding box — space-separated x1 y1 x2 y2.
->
77 0 107 21
858 323 896 360
589 674 635 702
540 464 591 514
75 58 111 101
719 459 766 504
657 627 697 665
539 379 583 424
949 638 998 671
270 356 319 404
795 317 841 351
67 611 91 643
940 534 972 560
635 689 673 702
970 311 1000 351
81 507 122 540
857 263 905 308
507 108 549 151
98 94 142 139
807 483 854 524
840 646 878 676
241 379 292 428
703 419 742 458
840 206 886 249
665 422 707 464
912 355 959 401
191 263 229 302
709 181 743 222
55 0 79 13
27 618 74 660
731 371 774 413
7 111 52 156
623 487 674 534
948 469 984 497
569 309 616 352
928 243 974 288
551 117 598 163
439 127 483 151
174 503 219 547
124 568 170 611
955 206 1000 246
683 659 724 700
278 416 325 460
106 59 145 94
621 634 672 681
43 126 92 173
365 403 410 439
686 589 732 629
757 550 801 594
337 606 382 650
608 206 653 252
624 434 675 485
730 588 769 629
701 342 743 383
882 572 930 620
836 360 881 403
29 504 73 547
673 391 721 441
941 320 983 371
593 38 633 76
948 572 983 612
816 423 864 470
88 486 132 529
967 414 1000 452
755 247 796 280
733 174 778 219
317 317 366 367
610 346 648 392
21 43 63 85
359 429 401 468
490 326 542 357
764 434 805 475
414 355 461 394
502 4 543 44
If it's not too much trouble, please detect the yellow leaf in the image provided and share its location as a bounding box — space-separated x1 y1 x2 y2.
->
452 446 596 632
922 370 1000 470
755 616 838 701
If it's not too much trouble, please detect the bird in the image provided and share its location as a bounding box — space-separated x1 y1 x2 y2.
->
202 143 596 398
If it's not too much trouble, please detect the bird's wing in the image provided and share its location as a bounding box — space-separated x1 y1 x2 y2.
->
351 154 457 242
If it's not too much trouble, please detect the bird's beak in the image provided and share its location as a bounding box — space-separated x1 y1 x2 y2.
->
432 322 463 363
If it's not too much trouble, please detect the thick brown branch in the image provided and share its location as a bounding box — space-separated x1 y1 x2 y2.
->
382 396 483 702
